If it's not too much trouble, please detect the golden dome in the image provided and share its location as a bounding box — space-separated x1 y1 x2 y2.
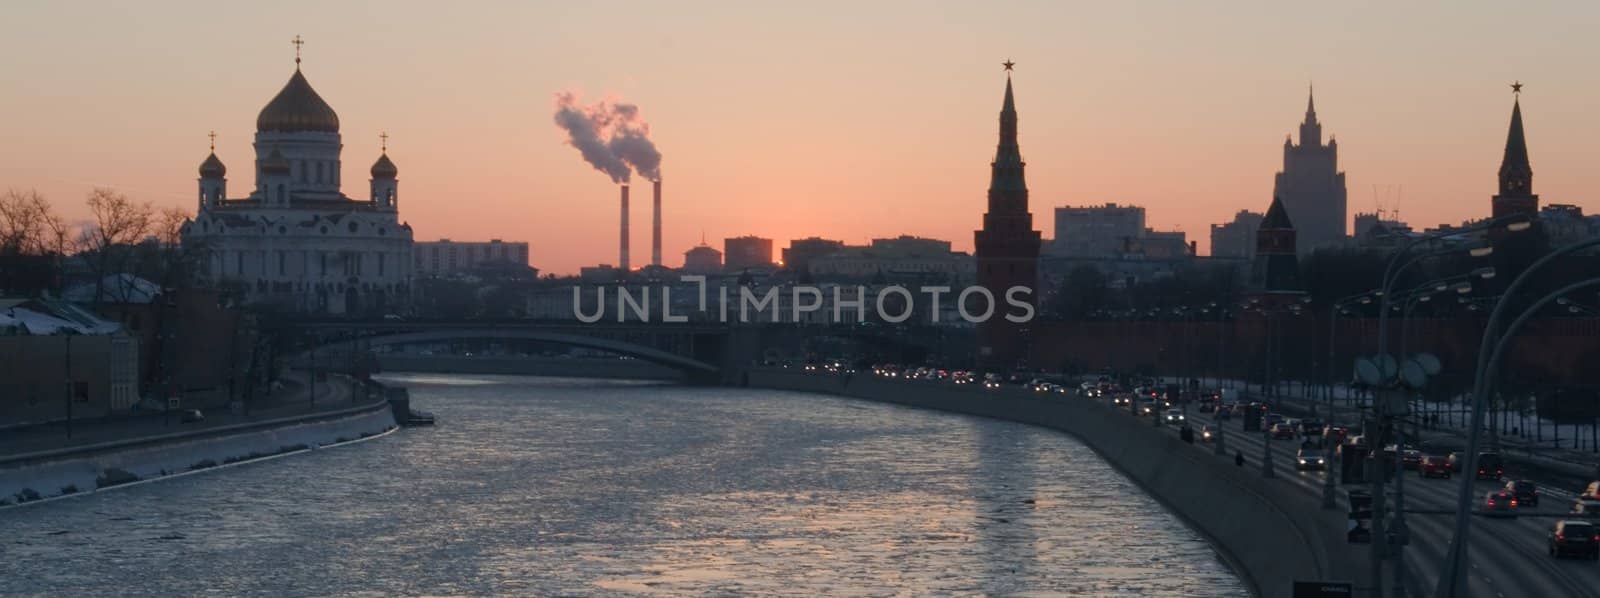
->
256 68 340 133
199 152 226 177
370 153 398 178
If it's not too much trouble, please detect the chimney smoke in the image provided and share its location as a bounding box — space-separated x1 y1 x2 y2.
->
620 184 631 272
652 179 662 267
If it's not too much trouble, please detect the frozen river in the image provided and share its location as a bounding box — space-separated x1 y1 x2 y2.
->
0 374 1245 596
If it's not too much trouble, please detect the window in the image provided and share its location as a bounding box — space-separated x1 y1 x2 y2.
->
237 252 244 274
278 251 287 275
319 252 327 276
316 162 325 183
378 253 385 276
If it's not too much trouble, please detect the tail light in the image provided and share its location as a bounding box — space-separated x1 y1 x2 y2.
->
1557 533 1566 541
1591 534 1599 542
1511 499 1519 507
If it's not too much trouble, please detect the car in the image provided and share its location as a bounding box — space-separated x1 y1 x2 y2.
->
1138 402 1159 417
1299 419 1325 437
1322 425 1349 445
1446 451 1464 473
1506 480 1540 507
1264 413 1285 427
1476 452 1505 479
1269 422 1297 440
1296 449 1327 470
1197 401 1216 413
179 409 205 423
1400 449 1423 470
1483 490 1520 517
1216 404 1234 420
1113 395 1133 408
1583 481 1600 500
1573 499 1600 518
1163 410 1187 425
1200 425 1217 443
1551 520 1600 559
1419 455 1452 479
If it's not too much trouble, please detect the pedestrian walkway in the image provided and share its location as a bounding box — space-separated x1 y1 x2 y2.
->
0 372 362 460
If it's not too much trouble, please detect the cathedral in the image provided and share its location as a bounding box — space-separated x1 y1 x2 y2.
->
181 45 413 316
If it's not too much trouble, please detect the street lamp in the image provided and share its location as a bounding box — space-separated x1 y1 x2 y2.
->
1436 233 1600 598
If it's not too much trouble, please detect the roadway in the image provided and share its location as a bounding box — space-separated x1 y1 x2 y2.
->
1158 395 1600 598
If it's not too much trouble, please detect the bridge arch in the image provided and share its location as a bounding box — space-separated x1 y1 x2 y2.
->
311 328 720 377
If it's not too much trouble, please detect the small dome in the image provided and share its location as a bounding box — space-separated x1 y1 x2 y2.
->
199 152 226 177
256 69 340 133
370 153 398 178
261 147 291 175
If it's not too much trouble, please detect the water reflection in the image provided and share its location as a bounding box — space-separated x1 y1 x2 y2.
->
0 375 1244 596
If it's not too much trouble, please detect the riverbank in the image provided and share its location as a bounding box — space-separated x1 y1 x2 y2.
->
747 368 1369 598
378 354 683 381
0 377 397 507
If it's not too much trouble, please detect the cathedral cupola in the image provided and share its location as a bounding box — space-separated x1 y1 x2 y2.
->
370 132 399 211
371 153 397 178
199 152 226 178
256 38 339 134
198 131 227 210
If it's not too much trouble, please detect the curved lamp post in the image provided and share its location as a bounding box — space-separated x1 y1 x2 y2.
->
1436 233 1600 598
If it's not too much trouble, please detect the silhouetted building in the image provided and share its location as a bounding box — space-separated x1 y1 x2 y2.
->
414 239 530 276
1352 212 1415 249
1210 210 1264 259
974 69 1041 365
781 237 844 272
1050 203 1145 258
1273 87 1347 253
1251 196 1301 293
683 239 723 275
723 236 774 271
1492 93 1539 221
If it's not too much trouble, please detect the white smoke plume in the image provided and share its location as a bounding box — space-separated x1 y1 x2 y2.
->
552 91 663 183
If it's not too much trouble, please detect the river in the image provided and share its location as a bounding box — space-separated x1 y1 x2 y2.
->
0 374 1246 596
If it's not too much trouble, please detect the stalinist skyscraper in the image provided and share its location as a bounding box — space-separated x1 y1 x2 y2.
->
974 62 1041 366
1272 87 1347 253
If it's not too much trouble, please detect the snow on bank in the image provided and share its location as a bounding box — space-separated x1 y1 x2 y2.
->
0 406 396 507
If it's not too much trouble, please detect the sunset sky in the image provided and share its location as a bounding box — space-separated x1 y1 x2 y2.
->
3 1 1597 274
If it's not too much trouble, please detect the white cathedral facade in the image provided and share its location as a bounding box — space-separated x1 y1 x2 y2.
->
182 58 413 316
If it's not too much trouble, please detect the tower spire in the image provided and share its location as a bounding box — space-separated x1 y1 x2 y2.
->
208 130 216 152
989 63 1024 195
1498 83 1532 196
292 34 304 67
1306 82 1317 122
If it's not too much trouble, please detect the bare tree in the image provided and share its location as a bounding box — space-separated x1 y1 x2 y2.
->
0 189 70 256
80 188 153 306
154 206 190 249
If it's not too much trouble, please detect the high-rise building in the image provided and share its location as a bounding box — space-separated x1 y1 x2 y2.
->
723 236 774 271
413 239 530 276
1273 87 1347 253
781 237 845 272
1049 203 1145 258
974 65 1041 365
1210 210 1264 259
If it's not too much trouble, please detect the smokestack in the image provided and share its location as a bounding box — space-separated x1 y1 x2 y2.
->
652 179 662 267
620 184 631 272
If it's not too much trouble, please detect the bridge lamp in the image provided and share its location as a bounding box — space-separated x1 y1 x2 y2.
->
1453 282 1473 294
1473 267 1497 280
1505 220 1533 232
1468 245 1495 258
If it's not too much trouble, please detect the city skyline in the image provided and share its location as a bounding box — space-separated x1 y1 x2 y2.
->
3 1 1598 274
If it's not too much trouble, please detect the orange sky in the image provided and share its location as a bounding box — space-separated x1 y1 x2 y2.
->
2 1 1597 274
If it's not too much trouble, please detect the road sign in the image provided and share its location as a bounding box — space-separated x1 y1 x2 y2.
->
1294 581 1354 597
